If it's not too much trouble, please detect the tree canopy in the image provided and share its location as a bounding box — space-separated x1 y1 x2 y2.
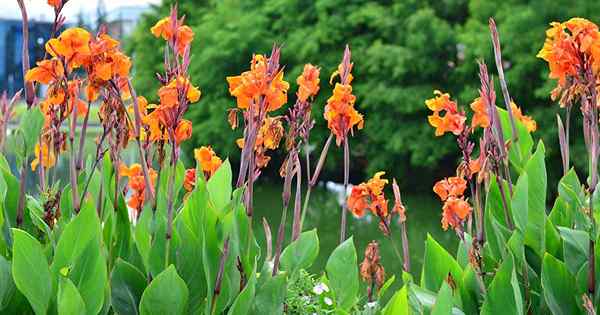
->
127 0 600 190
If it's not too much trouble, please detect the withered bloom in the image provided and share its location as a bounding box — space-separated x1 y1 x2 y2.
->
360 241 386 302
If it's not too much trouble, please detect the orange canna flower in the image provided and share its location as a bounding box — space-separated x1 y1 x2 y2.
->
194 146 222 178
120 163 158 211
426 90 466 136
510 102 537 132
470 97 490 129
158 76 201 107
297 64 321 102
227 54 290 112
441 197 472 231
174 119 192 144
25 59 65 84
433 176 467 201
31 141 56 171
150 17 194 55
324 83 364 145
347 172 390 218
47 0 62 9
183 168 196 192
45 28 92 69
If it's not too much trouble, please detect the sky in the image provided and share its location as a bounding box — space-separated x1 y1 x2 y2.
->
3 0 162 22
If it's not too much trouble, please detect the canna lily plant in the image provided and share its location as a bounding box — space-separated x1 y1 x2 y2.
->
2 1 600 314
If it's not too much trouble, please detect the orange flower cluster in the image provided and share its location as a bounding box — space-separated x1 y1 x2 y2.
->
47 0 62 9
433 176 472 231
470 97 536 133
324 52 363 146
183 168 196 192
236 116 284 168
297 64 321 102
120 163 158 212
227 54 290 112
31 142 56 171
538 18 600 87
347 172 389 218
194 146 223 177
151 17 194 56
426 90 466 136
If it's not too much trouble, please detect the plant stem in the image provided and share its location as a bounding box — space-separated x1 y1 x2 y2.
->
16 160 27 227
291 155 303 241
400 221 410 273
164 146 177 268
340 138 349 243
211 237 230 315
69 96 80 213
76 101 91 172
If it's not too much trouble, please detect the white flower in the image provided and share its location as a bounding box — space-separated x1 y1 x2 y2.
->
312 282 329 295
366 301 378 309
324 297 333 306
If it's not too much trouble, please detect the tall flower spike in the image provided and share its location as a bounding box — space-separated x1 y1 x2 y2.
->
324 46 363 146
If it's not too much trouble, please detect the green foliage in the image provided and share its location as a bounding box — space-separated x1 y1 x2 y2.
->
326 236 359 311
127 0 600 187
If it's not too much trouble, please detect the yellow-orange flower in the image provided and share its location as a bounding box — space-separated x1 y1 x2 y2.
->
31 141 56 171
227 54 290 112
470 97 490 129
426 90 466 136
47 0 61 9
297 64 320 102
510 102 537 132
174 119 192 144
24 59 64 84
45 28 92 69
120 163 158 212
194 146 223 178
324 83 364 145
150 17 194 55
184 168 196 192
158 76 201 107
347 172 389 218
433 176 467 201
441 197 472 231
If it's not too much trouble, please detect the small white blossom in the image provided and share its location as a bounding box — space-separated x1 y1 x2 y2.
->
324 297 333 306
312 282 329 295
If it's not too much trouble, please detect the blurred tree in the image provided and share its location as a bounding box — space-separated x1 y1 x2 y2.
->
126 0 600 190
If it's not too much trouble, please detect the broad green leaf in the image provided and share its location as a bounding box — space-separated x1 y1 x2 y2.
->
11 229 52 315
253 273 286 315
481 256 523 315
325 237 359 310
378 275 395 300
420 234 463 292
431 282 454 315
558 227 588 275
111 259 147 315
139 265 189 315
58 277 86 315
207 159 232 212
497 106 534 171
511 172 528 232
411 285 466 315
228 269 256 315
383 285 409 315
19 107 45 155
0 255 15 310
541 253 579 315
523 142 546 257
280 229 319 274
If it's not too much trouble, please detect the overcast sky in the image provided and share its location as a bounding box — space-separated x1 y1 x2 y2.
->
4 0 162 21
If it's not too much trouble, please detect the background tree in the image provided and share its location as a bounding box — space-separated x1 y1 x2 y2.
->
127 0 600 190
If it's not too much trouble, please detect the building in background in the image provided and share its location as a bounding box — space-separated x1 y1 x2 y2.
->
0 19 54 95
105 5 149 39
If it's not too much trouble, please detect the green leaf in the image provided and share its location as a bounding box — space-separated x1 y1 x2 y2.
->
111 259 147 315
541 253 579 315
378 275 395 300
383 285 409 315
325 237 359 311
523 142 547 257
420 234 463 292
11 229 52 315
139 265 189 315
207 159 232 212
253 273 286 315
228 270 256 315
481 256 523 315
58 276 86 315
0 255 15 310
18 107 45 155
511 172 528 232
557 227 588 275
497 106 534 171
280 229 319 274
431 282 454 315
